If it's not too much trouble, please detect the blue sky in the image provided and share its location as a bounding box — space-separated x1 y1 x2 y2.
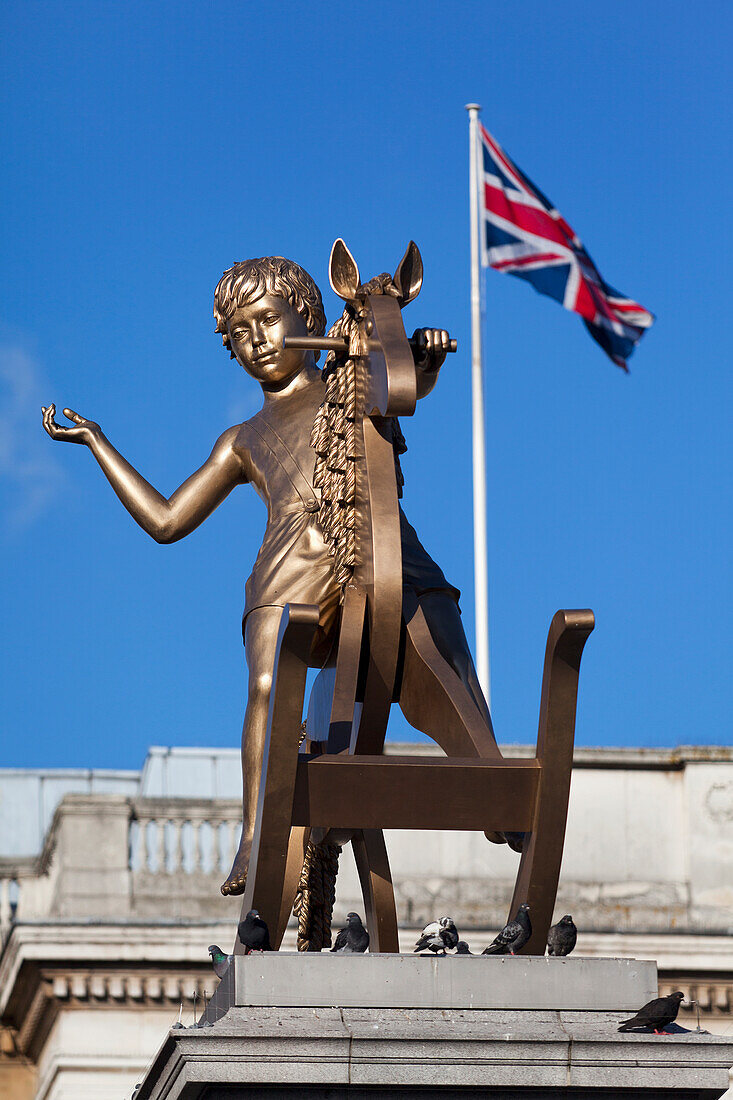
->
2 1 730 769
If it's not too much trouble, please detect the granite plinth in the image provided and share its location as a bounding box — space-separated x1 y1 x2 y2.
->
136 957 733 1099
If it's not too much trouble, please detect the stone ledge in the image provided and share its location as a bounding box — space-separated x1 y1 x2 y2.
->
137 1006 733 1099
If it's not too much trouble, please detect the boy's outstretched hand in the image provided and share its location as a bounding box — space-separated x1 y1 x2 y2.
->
411 328 452 371
42 404 101 446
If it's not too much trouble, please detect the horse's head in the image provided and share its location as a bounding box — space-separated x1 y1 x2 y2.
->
328 239 423 418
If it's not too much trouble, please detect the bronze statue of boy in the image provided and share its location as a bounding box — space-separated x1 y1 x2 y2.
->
42 254 494 896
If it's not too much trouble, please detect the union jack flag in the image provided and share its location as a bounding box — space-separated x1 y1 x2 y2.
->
480 124 654 370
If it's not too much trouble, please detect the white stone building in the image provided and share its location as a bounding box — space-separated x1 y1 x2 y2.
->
1 744 732 1099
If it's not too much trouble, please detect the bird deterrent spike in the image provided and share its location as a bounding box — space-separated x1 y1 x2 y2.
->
192 989 198 1027
692 999 703 1032
177 1002 183 1025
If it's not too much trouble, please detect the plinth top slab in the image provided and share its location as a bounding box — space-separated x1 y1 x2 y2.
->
233 953 656 1011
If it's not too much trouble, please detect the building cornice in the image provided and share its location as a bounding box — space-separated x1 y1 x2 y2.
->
386 743 733 769
1 923 234 1061
0 923 235 1017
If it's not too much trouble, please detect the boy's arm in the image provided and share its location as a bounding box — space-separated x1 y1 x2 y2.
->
41 405 246 543
411 328 452 400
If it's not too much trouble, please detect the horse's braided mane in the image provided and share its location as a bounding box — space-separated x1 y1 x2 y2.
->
309 274 407 595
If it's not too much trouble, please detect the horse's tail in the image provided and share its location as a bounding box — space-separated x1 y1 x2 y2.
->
292 839 342 951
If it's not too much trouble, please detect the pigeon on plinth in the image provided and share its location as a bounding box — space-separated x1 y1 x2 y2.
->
414 917 459 955
208 945 233 979
482 904 532 955
618 992 685 1034
238 909 272 953
331 912 370 953
454 940 472 954
547 914 577 956
413 920 443 954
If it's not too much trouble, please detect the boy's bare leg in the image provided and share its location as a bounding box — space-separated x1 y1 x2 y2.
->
221 606 285 897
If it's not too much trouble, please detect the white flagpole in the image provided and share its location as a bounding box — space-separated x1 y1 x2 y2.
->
465 103 491 708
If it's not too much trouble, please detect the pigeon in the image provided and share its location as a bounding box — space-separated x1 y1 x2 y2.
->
414 917 460 955
617 991 685 1034
439 918 459 951
413 919 442 953
454 940 472 954
482 904 532 955
331 912 370 953
208 945 233 979
237 909 272 953
547 914 577 956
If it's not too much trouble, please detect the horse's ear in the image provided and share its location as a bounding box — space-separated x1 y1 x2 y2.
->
329 239 361 301
394 241 423 306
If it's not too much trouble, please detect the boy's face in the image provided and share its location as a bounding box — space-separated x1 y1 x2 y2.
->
226 294 310 388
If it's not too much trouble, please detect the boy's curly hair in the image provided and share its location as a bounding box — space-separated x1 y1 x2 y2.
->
213 256 326 357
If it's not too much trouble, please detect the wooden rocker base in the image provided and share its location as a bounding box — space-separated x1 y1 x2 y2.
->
237 604 593 956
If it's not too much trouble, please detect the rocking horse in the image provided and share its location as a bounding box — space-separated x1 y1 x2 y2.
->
234 239 594 955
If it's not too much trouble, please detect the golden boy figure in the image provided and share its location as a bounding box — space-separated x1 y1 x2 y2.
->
42 256 494 896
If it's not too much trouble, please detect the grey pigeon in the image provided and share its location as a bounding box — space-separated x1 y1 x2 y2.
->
414 917 459 955
618 991 685 1033
547 914 577 956
482 903 532 955
331 911 370 953
439 917 459 951
208 945 233 979
237 909 272 953
454 940 472 954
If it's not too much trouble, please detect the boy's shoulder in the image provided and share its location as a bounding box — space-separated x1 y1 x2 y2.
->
216 422 251 449
229 416 257 453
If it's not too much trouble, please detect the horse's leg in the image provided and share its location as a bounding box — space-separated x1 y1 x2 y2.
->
352 829 400 953
272 825 311 949
398 590 501 761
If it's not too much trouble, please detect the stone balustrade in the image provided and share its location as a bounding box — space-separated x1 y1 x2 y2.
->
0 858 41 949
1 796 245 940
129 798 242 877
129 798 243 920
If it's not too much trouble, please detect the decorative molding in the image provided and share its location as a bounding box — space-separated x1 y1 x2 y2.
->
8 964 216 1059
40 969 213 1007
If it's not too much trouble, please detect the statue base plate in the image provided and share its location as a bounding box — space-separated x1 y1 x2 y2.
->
136 957 733 1099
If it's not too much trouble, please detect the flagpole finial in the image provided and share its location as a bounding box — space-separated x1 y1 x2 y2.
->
465 103 481 113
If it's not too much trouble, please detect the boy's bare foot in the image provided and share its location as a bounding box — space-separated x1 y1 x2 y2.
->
221 836 252 896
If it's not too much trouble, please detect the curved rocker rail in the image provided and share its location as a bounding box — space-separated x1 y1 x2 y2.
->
510 607 595 953
238 605 593 955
